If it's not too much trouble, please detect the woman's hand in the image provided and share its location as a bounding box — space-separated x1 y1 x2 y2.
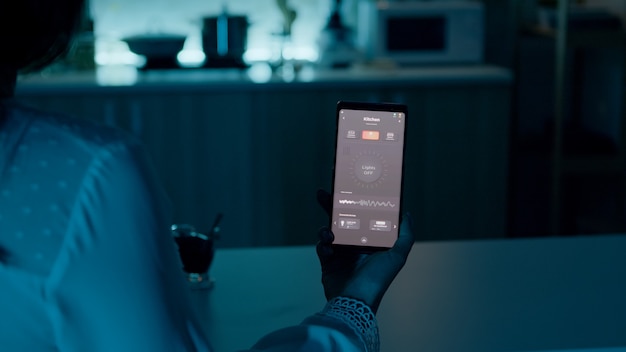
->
316 189 415 314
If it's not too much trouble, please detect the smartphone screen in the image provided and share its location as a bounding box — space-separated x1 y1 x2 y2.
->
331 101 407 249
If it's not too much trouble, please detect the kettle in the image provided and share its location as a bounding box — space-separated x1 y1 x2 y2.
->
202 7 249 68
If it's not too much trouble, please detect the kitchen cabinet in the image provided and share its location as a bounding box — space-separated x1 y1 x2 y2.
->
15 66 512 247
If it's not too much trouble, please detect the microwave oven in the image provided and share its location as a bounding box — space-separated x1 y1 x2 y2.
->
356 1 484 66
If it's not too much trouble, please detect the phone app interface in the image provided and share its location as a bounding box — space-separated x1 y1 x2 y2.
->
332 108 405 247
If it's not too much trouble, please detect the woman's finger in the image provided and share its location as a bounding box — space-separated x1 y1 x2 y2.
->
316 227 334 258
390 213 415 260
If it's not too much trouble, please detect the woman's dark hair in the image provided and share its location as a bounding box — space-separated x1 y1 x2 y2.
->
0 0 85 73
0 0 85 123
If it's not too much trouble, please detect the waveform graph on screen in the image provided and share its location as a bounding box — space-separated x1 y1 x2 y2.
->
338 199 397 208
334 193 401 211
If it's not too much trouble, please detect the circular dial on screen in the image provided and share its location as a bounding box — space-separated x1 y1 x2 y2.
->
349 150 388 189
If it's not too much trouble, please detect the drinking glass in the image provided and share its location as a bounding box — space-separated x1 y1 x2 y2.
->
171 222 218 290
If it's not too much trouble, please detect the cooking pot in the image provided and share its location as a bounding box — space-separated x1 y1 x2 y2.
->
202 14 249 68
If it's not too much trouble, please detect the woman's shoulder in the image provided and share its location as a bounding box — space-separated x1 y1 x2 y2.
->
14 102 136 145
6 101 142 161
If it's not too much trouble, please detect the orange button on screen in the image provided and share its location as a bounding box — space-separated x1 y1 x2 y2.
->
362 130 380 141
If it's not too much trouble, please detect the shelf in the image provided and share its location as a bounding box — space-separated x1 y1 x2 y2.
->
524 25 626 48
560 155 625 176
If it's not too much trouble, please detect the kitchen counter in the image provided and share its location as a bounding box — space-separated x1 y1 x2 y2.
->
16 64 513 95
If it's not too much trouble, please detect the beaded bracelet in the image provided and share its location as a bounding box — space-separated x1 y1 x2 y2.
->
320 297 379 352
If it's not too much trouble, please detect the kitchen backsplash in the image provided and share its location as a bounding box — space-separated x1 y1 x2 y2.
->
90 0 361 65
84 0 626 67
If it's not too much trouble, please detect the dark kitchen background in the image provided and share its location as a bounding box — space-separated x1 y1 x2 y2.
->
14 0 626 248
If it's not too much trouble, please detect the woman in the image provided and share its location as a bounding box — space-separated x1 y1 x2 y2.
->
0 1 414 351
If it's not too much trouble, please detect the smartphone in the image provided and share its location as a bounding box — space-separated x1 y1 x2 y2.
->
330 101 408 249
